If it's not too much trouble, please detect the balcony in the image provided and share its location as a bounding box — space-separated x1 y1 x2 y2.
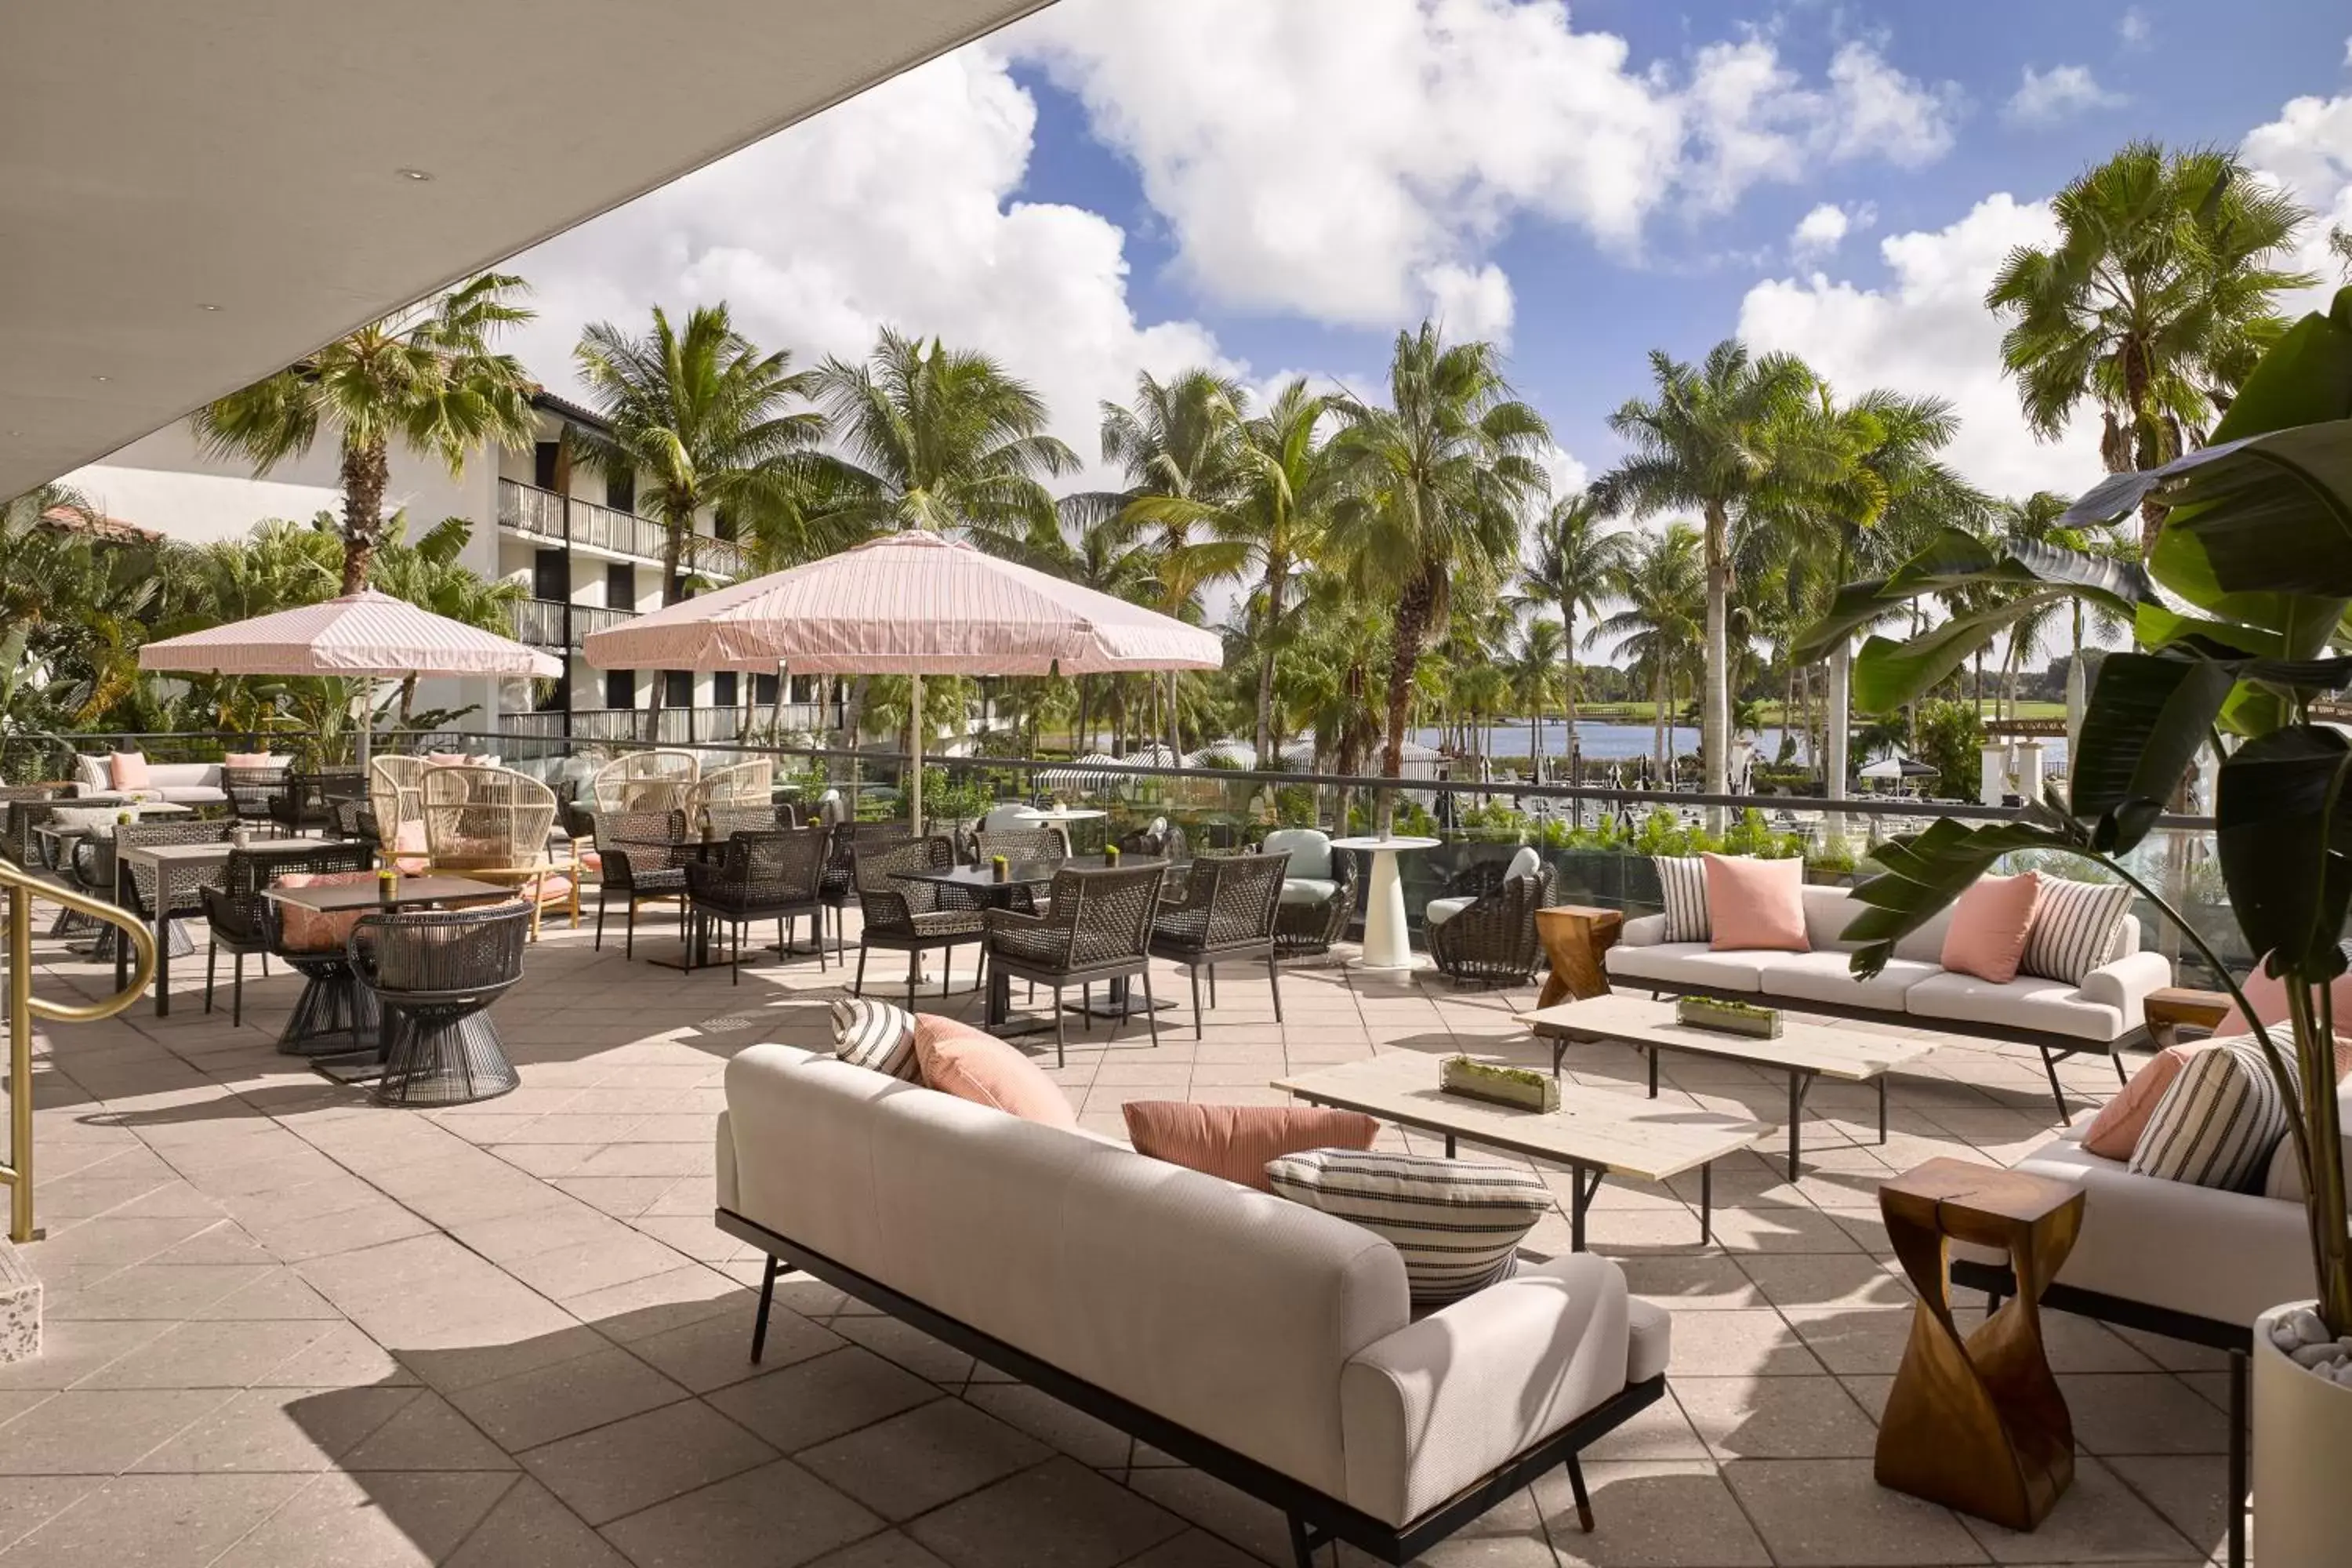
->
507 597 638 652
495 702 835 749
496 479 746 581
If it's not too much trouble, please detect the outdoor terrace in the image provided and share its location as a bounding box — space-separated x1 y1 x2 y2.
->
0 881 2235 1568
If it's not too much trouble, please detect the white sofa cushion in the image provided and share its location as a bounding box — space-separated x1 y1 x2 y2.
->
1264 828 1334 879
1606 941 1776 992
1423 895 1473 927
1756 951 1939 1010
1799 883 1863 951
1280 877 1340 908
1901 969 2125 1042
1267 1149 1548 1305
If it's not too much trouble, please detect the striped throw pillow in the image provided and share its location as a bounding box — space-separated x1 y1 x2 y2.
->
1656 855 1711 944
1264 1149 1550 1305
829 997 920 1082
2128 1036 2290 1192
2018 877 2132 985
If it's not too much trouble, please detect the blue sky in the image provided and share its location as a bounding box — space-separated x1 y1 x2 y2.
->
509 0 2352 514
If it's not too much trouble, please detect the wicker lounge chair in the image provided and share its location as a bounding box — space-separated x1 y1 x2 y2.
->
983 862 1168 1066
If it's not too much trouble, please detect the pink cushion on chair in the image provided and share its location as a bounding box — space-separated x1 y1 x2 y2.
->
271 870 376 953
392 820 430 875
1940 872 2045 984
221 752 279 770
1122 1102 1379 1192
2081 1044 2194 1159
108 752 151 790
1704 854 1809 953
913 1015 1078 1130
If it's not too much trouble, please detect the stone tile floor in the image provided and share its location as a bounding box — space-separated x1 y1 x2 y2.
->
0 903 2234 1566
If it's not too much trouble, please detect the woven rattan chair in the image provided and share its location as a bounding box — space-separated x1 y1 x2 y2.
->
270 769 364 836
822 819 913 958
983 862 1167 1066
591 808 689 956
686 827 829 984
1426 853 1559 989
202 844 303 1023
223 764 289 835
688 758 772 820
78 818 234 963
701 804 790 841
0 785 67 869
852 836 985 1007
974 827 1064 915
350 902 532 1105
420 765 573 937
1265 828 1359 957
368 757 425 844
590 749 700 815
1148 851 1287 1038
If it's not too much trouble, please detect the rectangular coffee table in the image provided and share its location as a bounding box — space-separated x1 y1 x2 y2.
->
1273 1053 1768 1250
1516 993 1936 1178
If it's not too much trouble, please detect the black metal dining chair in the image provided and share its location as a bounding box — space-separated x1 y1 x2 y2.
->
350 901 532 1105
590 808 689 957
983 862 1167 1066
684 827 830 984
851 836 986 1008
223 764 289 837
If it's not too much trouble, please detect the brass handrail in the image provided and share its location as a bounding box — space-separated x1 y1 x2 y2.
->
1 859 158 1242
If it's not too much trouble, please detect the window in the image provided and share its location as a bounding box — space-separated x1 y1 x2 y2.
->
533 442 561 489
663 670 694 709
532 549 566 603
605 469 636 514
753 673 779 706
604 668 635 710
605 563 633 611
534 671 570 713
713 671 738 708
713 506 737 542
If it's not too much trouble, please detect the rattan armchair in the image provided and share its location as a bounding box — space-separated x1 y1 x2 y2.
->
350 901 532 1105
420 764 574 938
223 764 289 835
1425 853 1558 989
368 756 425 844
685 827 829 983
983 862 1167 1065
973 827 1063 914
1148 851 1287 1038
821 820 913 958
702 804 791 840
688 758 773 820
852 836 986 1007
1264 828 1359 957
590 749 700 815
591 808 690 957
270 769 364 836
0 785 67 869
76 818 234 962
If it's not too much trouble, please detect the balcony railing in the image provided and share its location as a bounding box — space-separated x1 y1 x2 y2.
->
507 599 638 651
497 704 834 749
495 480 746 581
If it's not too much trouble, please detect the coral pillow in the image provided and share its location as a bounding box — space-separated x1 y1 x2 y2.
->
913 1015 1078 1131
1704 853 1808 953
222 753 281 770
1122 1102 1379 1192
271 870 377 953
1940 872 2044 984
392 820 430 874
2081 1044 2194 1159
108 752 152 790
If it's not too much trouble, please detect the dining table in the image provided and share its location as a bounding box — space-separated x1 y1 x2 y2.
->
114 837 316 1017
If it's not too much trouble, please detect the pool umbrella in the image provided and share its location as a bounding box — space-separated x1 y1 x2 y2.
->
583 531 1223 831
139 589 561 769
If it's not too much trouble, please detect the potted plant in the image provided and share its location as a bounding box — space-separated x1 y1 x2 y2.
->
1795 286 2352 1557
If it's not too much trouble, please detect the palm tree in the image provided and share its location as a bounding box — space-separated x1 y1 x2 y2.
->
1046 503 1163 753
192 273 539 593
1508 615 1566 772
1327 323 1549 824
1986 141 2313 550
1998 490 2130 732
808 328 1077 550
1515 491 1635 758
368 513 528 727
1595 340 1828 808
572 303 829 605
1592 524 1704 784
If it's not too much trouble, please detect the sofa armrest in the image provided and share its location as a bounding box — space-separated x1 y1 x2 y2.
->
2081 949 2172 1031
1620 913 1667 948
1340 1254 1632 1527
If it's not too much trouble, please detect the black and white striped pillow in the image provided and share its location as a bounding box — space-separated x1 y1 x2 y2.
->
1264 1149 1550 1305
1656 855 1711 944
2128 1036 2290 1192
829 997 920 1082
2018 877 2132 985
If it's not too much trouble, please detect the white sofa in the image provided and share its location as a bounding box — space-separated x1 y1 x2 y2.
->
71 754 230 808
1606 880 2171 1113
718 1044 1670 1564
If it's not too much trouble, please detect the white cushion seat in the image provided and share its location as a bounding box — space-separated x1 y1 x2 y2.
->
1901 970 2122 1042
1264 828 1334 879
1423 896 1474 927
1605 942 1770 993
1281 877 1341 907
1756 951 1939 1009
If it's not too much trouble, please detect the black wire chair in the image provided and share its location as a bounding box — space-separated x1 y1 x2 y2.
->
684 827 829 984
851 836 986 1007
590 808 689 958
984 862 1167 1066
1426 859 1560 989
1148 851 1288 1038
200 841 369 1025
700 804 793 841
349 902 532 1105
821 820 913 959
255 854 383 1054
223 765 289 837
270 769 365 837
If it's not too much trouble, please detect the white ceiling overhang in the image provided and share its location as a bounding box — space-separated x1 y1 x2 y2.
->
0 0 1049 499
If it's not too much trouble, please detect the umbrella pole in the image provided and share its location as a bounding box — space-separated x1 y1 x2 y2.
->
909 670 924 837
356 677 372 774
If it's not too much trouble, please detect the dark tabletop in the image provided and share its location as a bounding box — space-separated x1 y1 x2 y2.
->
262 873 513 913
891 855 1164 891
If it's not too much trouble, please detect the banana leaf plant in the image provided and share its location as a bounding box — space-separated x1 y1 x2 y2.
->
1794 286 2352 1336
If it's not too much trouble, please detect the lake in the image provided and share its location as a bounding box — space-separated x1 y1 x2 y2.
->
1412 719 2071 775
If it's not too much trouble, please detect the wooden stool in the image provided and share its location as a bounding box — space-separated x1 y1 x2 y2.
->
1534 906 1623 1008
2143 985 2230 1048
1876 1157 2083 1531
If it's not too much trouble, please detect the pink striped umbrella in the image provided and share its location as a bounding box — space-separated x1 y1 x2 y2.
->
581 532 1222 829
140 590 561 767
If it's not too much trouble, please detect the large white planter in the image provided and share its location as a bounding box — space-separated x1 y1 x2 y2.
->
2252 1301 2352 1563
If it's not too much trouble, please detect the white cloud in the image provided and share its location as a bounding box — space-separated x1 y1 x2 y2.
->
2118 9 2151 49
1421 263 1517 344
2245 88 2352 311
1789 201 1873 261
1009 0 1960 328
499 49 1233 489
2003 65 2126 127
1740 194 2106 499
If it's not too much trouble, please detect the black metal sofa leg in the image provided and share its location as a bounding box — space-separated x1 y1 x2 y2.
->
1285 1515 1323 1568
1566 1454 1595 1532
750 1255 779 1363
2036 1044 2070 1119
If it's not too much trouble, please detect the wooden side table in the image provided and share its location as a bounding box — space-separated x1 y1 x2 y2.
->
2143 985 2230 1048
1534 906 1623 1008
1876 1157 2084 1531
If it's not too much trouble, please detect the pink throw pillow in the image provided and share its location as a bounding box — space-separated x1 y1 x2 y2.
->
1122 1102 1379 1192
392 819 430 874
271 870 377 953
1940 872 2044 984
2080 1045 2193 1159
109 752 152 790
913 1016 1078 1131
2210 957 2352 1080
221 753 278 770
1704 854 1808 953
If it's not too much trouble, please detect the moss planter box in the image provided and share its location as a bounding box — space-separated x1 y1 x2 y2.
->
1439 1056 1560 1113
1675 996 1782 1039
